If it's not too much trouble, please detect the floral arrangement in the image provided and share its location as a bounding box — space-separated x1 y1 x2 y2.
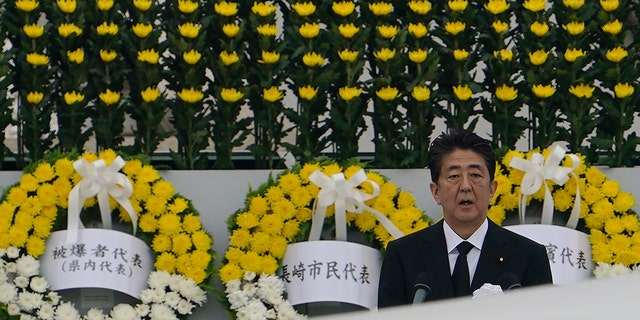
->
0 150 215 319
489 146 640 277
218 159 431 318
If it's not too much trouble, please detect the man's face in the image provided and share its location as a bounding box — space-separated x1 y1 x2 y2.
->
430 149 497 233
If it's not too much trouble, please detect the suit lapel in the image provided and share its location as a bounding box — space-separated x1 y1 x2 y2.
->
472 220 509 289
419 220 456 297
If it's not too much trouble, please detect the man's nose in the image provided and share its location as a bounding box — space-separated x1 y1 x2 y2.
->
460 175 472 191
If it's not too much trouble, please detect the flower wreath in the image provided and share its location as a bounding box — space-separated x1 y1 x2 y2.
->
489 146 640 278
218 159 431 319
0 150 215 320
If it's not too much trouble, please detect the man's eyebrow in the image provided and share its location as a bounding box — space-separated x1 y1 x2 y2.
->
445 163 484 171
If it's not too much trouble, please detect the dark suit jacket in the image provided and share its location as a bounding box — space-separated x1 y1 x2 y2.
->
378 219 553 307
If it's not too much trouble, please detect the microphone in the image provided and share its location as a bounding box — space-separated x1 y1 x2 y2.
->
497 272 522 291
412 272 434 304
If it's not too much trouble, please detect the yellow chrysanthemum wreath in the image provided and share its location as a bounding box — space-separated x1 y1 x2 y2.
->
489 147 640 275
0 150 215 319
218 159 431 318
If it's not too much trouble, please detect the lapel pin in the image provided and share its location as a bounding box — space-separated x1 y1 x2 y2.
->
499 257 504 262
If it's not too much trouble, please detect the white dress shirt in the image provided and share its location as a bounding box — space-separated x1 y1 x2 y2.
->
444 219 488 284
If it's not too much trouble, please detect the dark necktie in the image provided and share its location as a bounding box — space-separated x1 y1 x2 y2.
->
452 241 474 297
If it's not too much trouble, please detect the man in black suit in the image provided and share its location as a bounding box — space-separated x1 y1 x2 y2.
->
378 128 552 307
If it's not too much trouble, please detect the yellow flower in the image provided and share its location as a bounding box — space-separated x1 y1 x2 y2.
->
67 48 84 64
606 46 628 63
292 1 316 16
221 88 244 103
338 86 362 102
523 0 545 11
99 89 121 106
493 49 513 61
64 91 85 105
263 86 284 102
377 24 399 39
258 51 280 64
338 49 358 63
23 24 44 38
563 21 585 35
602 19 623 35
97 0 114 11
26 91 44 104
453 84 473 101
183 49 202 65
252 2 277 16
528 49 549 65
411 86 431 101
332 1 356 16
444 21 465 35
222 23 240 37
530 21 549 36
96 22 118 36
58 23 83 37
492 20 509 34
298 85 318 100
178 0 198 13
256 24 277 36
141 87 161 103
368 2 393 15
495 84 517 101
99 49 117 62
448 0 468 11
152 234 172 252
302 51 325 67
26 53 49 66
484 0 509 14
16 0 39 12
531 84 556 98
178 23 201 38
137 49 159 64
408 0 432 14
299 22 320 39
132 23 153 38
569 83 595 99
172 233 193 255
375 86 401 101
563 0 585 10
614 83 634 99
214 1 238 16
373 48 396 62
56 0 76 13
338 23 359 38
600 0 619 12
408 23 428 38
220 51 239 66
453 49 469 60
564 48 585 62
408 49 427 63
177 87 204 103
133 0 152 11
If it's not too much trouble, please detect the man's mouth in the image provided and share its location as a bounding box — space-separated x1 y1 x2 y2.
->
459 200 473 205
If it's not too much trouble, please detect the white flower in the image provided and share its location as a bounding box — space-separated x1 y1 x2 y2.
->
227 290 250 310
243 271 257 281
15 255 39 277
29 276 49 293
163 291 181 308
17 291 43 311
14 276 29 288
47 291 60 305
135 303 150 317
176 299 193 315
174 277 206 305
242 283 257 298
55 301 81 320
139 288 155 304
593 262 632 279
7 246 20 259
236 299 268 320
37 302 56 320
275 300 307 320
0 282 17 303
148 271 171 290
110 303 138 320
257 274 286 306
85 308 106 320
8 303 21 316
151 288 166 303
5 262 17 273
149 303 178 320
225 279 242 293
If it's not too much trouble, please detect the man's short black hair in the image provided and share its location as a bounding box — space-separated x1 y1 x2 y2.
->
427 128 496 183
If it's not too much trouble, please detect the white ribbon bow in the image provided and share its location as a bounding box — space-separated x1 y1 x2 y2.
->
308 169 404 241
66 156 137 243
508 145 581 228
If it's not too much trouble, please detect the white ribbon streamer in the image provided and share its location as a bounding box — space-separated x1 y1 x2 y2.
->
508 145 581 229
308 169 404 242
66 156 138 243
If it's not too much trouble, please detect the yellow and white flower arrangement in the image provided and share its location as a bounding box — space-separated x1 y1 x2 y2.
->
0 150 215 319
490 146 640 278
219 159 431 318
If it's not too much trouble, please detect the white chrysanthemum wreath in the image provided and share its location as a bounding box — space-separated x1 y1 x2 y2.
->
219 159 432 319
0 150 215 320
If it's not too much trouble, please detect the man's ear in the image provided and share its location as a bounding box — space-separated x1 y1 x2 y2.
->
430 182 441 205
489 179 498 199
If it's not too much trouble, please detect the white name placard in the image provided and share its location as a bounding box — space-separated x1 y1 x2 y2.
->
280 240 381 309
39 229 153 299
505 224 593 285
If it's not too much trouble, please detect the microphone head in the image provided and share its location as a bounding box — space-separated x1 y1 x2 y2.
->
413 272 434 294
497 272 522 291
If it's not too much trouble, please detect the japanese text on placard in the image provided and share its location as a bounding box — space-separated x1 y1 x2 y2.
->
280 260 372 285
50 243 146 278
545 242 588 270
